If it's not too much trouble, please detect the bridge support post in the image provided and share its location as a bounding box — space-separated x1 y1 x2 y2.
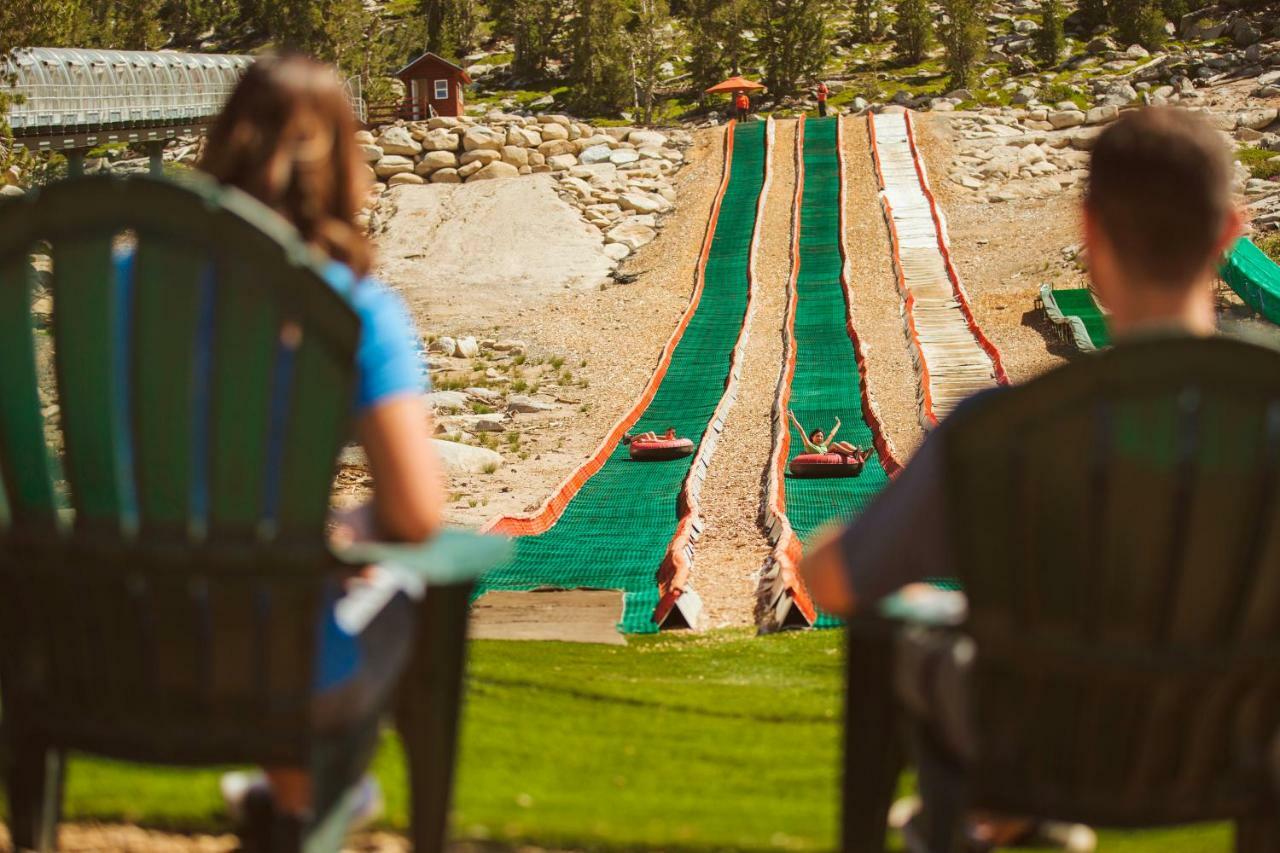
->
146 141 165 176
66 149 86 179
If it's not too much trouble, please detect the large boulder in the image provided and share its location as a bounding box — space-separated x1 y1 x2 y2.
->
469 161 521 181
619 192 667 214
374 155 415 177
416 150 459 173
455 335 480 357
540 122 570 142
606 221 657 251
547 153 579 170
501 145 530 167
460 149 503 166
358 143 384 163
1048 110 1086 129
580 144 614 165
432 439 502 474
422 129 461 151
507 126 542 147
388 172 425 186
462 125 506 152
538 139 577 158
1239 108 1279 131
628 130 668 148
424 390 470 411
430 168 462 183
427 116 462 130
377 126 422 156
610 149 640 165
1085 105 1118 125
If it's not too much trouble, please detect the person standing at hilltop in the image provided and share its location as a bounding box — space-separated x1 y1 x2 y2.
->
815 80 829 117
734 90 751 122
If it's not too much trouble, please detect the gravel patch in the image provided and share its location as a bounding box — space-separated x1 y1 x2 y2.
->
375 128 727 527
692 119 795 629
842 116 927 458
914 114 1076 385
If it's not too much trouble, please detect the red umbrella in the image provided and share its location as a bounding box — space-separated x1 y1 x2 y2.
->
705 76 766 94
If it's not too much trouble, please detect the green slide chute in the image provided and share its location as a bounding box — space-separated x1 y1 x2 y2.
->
476 121 767 633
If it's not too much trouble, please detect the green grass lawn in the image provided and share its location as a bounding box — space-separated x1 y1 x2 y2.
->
10 630 1232 850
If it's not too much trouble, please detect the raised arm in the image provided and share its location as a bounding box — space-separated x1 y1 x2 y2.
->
827 417 842 443
789 410 818 453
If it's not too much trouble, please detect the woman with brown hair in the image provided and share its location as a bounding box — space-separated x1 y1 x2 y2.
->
199 54 444 841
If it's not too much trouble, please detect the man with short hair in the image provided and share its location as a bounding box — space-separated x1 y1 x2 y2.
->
815 80 829 117
735 90 751 122
801 107 1242 849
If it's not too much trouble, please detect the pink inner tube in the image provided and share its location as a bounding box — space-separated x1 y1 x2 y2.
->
629 437 695 461
789 452 865 478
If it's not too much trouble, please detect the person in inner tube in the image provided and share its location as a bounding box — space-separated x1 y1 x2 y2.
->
623 426 679 445
789 410 867 462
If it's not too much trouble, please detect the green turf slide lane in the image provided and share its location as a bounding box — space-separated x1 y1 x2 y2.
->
1039 284 1110 352
1221 236 1280 326
756 115 903 632
479 119 773 634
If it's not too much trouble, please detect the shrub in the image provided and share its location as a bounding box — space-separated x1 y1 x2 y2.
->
1035 0 1065 66
1256 232 1280 264
894 0 932 64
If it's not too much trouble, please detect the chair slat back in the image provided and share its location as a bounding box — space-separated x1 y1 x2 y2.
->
944 336 1280 823
0 174 362 763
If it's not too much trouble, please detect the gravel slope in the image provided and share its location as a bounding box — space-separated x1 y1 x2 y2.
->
692 118 794 629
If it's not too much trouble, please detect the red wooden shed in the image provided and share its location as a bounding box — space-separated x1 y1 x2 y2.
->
395 52 472 120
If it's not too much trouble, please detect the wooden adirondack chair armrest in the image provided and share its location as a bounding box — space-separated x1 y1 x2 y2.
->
331 529 512 588
875 584 968 628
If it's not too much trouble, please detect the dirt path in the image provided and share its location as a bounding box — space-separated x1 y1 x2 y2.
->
842 115 926 458
403 129 728 527
692 118 794 629
913 114 1077 383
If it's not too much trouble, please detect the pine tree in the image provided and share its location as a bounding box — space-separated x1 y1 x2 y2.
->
893 0 931 64
938 0 990 89
628 0 675 123
1077 0 1107 31
1113 0 1167 48
853 0 886 41
683 0 751 92
753 0 830 96
569 0 632 113
1035 0 1064 66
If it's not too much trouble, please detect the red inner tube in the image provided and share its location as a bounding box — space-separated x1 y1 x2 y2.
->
789 452 865 478
629 437 695 461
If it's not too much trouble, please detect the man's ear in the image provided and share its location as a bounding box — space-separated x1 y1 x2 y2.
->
1214 206 1246 258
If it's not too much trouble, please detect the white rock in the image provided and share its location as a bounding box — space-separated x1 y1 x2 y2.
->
620 192 667 214
507 126 542 147
460 149 502 166
424 390 470 411
430 335 457 356
422 129 461 151
462 126 506 152
1 185 25 198
355 130 376 145
461 413 507 432
1048 110 1087 129
507 395 557 413
416 150 459 173
469 161 521 181
547 153 579 170
580 144 614 165
388 172 425 186
374 155 415 177
628 130 668 148
359 144 384 163
1085 105 1118 125
538 139 577 158
428 116 462 130
610 149 640 165
432 439 503 474
501 145 530 167
491 339 527 352
377 126 422 156
604 242 631 261
1239 108 1279 131
456 336 480 357
606 221 657 251
540 123 570 142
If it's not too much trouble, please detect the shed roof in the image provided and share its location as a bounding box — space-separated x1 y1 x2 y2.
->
395 51 472 84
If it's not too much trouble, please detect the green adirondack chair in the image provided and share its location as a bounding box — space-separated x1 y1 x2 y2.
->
0 173 510 852
843 335 1280 852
